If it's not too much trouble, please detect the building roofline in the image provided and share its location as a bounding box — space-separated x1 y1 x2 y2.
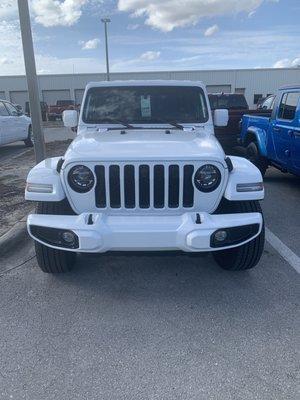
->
0 67 299 79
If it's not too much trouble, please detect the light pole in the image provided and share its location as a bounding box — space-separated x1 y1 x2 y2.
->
17 0 46 163
101 18 111 81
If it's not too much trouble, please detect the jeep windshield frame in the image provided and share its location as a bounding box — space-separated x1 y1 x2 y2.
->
82 86 209 126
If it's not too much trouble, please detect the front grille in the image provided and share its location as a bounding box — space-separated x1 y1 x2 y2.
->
95 163 195 210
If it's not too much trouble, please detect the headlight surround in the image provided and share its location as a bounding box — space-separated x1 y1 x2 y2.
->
194 164 221 193
68 165 95 193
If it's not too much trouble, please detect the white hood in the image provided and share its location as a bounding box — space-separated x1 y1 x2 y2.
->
64 129 225 164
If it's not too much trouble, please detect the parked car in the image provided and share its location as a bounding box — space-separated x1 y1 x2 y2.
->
48 100 76 121
209 93 272 154
0 100 33 147
25 80 265 274
240 85 300 176
25 101 48 122
13 104 24 114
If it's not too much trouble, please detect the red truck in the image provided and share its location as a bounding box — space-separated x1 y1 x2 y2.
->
209 93 273 154
48 100 77 121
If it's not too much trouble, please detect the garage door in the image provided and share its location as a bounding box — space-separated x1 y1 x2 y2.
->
75 89 85 106
10 91 29 112
0 91 5 100
42 90 71 106
206 85 231 94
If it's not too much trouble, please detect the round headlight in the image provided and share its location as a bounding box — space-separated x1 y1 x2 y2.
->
194 164 221 192
68 165 95 193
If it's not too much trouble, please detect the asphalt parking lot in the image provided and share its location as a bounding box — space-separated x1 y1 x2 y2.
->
0 139 299 399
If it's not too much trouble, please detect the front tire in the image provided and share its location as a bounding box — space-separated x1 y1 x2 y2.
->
246 141 268 177
24 126 33 147
34 200 77 273
213 200 265 271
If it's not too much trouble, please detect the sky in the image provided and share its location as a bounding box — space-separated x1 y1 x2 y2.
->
0 0 299 75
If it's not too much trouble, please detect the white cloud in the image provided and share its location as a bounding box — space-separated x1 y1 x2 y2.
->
0 1 17 19
140 51 161 61
127 23 140 30
79 38 100 50
273 57 300 68
118 0 269 31
32 0 88 27
204 24 219 37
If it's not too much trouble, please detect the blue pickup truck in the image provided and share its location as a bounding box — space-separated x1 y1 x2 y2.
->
240 85 300 177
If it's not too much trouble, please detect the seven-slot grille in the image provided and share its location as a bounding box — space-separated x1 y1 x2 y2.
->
94 163 195 210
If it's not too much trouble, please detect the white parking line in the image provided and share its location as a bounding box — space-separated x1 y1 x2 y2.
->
266 227 300 274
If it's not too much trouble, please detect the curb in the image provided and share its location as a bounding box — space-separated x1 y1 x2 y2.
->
0 220 29 257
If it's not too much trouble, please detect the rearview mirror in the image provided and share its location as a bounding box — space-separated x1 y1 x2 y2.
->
63 110 78 128
214 109 229 127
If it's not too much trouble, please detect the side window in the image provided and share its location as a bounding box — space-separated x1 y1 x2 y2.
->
0 102 9 116
262 96 273 109
4 102 18 115
254 94 263 105
278 92 300 121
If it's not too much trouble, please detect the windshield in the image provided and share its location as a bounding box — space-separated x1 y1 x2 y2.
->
82 86 209 125
209 94 248 110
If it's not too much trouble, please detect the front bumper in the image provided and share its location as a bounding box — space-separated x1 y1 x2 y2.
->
27 212 263 253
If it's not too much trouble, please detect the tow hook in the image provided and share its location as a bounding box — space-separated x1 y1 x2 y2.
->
195 213 201 224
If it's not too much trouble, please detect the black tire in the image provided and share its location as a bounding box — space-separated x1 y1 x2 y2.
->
246 141 268 176
24 125 33 147
213 199 265 271
34 200 77 273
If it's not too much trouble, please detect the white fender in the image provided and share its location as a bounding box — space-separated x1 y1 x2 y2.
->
224 156 264 201
25 157 66 201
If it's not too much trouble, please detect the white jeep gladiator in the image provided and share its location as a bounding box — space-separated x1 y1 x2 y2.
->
25 81 265 273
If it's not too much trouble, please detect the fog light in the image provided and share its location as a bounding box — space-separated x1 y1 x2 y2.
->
61 231 76 244
214 230 228 242
30 226 79 249
210 224 260 248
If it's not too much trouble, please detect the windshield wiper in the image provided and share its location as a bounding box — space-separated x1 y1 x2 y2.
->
151 118 185 130
102 117 135 129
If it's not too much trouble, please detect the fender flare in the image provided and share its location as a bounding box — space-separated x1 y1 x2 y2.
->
244 127 268 158
25 157 66 202
224 156 264 201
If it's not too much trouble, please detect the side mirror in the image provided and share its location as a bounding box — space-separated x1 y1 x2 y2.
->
63 110 78 128
214 109 229 127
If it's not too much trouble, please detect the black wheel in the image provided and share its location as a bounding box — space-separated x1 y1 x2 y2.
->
34 200 77 273
24 125 33 147
213 199 265 271
246 142 268 176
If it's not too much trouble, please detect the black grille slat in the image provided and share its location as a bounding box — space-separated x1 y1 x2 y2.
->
109 165 121 208
124 165 135 208
95 166 106 208
154 165 165 208
95 163 195 210
139 165 150 208
183 165 194 208
168 165 180 208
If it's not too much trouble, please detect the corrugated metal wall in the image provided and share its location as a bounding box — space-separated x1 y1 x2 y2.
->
0 68 299 109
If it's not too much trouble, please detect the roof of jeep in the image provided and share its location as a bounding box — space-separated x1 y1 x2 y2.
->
85 80 205 90
279 84 300 90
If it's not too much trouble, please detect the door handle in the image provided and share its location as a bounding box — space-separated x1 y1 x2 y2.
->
273 126 281 132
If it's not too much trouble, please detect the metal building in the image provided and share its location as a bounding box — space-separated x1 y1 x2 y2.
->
0 67 299 111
